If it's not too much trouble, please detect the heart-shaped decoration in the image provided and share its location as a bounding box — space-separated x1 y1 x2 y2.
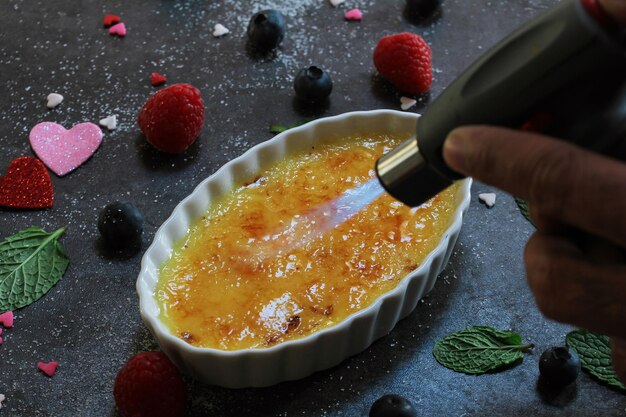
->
344 8 363 21
330 0 345 7
478 192 497 208
37 361 59 377
213 23 229 37
0 328 3 345
0 158 53 209
0 311 13 328
99 115 117 130
150 72 167 86
46 93 64 109
29 122 103 176
400 96 417 110
109 22 126 37
103 14 121 27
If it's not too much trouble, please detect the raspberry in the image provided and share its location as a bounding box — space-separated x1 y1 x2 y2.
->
138 83 205 153
114 351 187 417
373 32 432 95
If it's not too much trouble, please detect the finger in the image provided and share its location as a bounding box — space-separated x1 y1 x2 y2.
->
599 0 626 24
524 231 626 338
611 338 626 385
528 202 570 235
443 126 626 248
529 203 626 260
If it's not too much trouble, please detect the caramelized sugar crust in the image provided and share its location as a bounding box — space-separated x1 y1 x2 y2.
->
157 134 458 350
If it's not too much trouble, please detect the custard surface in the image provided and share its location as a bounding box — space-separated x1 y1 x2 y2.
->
156 133 459 350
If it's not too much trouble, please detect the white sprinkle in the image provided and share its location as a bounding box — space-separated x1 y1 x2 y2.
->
0 393 5 409
213 23 230 37
99 115 118 130
46 93 64 109
478 193 496 208
330 0 345 7
400 96 416 111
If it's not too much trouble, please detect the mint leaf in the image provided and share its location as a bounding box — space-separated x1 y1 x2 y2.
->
0 227 69 312
566 329 626 391
433 326 534 374
270 119 312 134
514 198 534 227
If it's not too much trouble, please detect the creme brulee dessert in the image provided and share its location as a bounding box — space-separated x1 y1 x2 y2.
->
156 133 459 350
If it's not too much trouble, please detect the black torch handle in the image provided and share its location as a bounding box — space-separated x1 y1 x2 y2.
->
418 0 626 181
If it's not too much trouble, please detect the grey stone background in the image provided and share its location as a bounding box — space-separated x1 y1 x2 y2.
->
0 0 624 415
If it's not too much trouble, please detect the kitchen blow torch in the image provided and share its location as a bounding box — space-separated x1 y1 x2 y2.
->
376 0 626 207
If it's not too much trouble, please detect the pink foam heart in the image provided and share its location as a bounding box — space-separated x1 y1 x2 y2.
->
29 122 103 176
344 8 363 21
0 328 3 345
38 361 59 377
109 22 126 37
0 311 13 329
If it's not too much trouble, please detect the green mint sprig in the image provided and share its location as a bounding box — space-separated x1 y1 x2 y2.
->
567 329 626 392
270 119 313 134
0 226 69 312
433 326 534 374
514 198 534 226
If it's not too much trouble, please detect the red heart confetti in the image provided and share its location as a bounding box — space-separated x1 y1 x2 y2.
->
0 311 13 328
103 14 121 27
0 157 54 209
109 22 127 37
38 361 59 377
151 72 167 86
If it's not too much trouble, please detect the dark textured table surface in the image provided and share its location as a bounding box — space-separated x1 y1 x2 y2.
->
1 0 624 416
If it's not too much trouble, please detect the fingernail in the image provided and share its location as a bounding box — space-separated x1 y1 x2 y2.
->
443 129 469 174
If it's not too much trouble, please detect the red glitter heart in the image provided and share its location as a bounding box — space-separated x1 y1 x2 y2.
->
0 157 54 209
103 14 121 27
150 72 167 86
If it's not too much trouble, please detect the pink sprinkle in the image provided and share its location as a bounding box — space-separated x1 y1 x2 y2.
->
38 361 59 377
344 8 363 21
109 22 127 37
0 311 13 328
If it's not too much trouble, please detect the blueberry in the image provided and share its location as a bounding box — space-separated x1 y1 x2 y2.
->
98 202 144 248
294 66 333 102
369 394 417 417
247 9 285 51
539 346 581 387
405 0 442 17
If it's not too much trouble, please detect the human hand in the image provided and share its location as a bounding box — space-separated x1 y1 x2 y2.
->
598 0 626 23
443 125 626 382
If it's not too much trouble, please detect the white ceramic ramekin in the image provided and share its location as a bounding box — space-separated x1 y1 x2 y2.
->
137 110 471 388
